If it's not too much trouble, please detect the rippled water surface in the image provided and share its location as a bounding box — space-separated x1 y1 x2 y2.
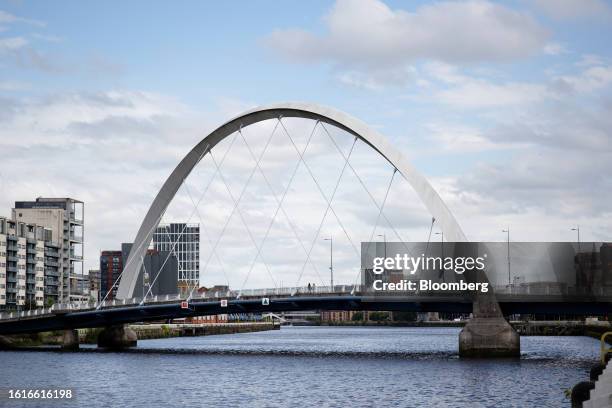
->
0 326 600 407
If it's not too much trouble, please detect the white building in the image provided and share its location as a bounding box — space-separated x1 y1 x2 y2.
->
12 198 84 303
0 217 50 309
152 223 199 287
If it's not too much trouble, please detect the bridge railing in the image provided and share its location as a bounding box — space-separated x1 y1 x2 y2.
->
0 285 363 321
3 282 612 322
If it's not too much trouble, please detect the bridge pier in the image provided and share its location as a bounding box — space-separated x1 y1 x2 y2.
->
61 329 80 351
97 325 138 349
459 299 520 358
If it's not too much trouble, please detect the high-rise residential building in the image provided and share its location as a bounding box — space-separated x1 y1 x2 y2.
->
121 243 178 298
100 250 122 301
99 245 179 301
44 240 61 306
12 198 84 303
153 223 199 286
0 216 50 310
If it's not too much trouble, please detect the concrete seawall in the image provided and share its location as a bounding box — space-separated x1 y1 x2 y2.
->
0 322 280 348
126 322 280 341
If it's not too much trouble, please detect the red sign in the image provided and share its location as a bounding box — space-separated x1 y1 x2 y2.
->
180 301 189 309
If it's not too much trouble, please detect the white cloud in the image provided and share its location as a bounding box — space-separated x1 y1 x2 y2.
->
266 0 548 68
0 10 45 29
434 79 548 108
336 66 417 91
543 42 567 55
418 62 549 108
0 36 27 51
418 61 612 109
554 65 612 93
425 123 518 153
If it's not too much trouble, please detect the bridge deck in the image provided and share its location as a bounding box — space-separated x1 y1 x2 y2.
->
0 293 611 335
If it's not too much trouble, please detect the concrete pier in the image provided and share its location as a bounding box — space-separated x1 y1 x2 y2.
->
61 329 80 351
459 291 520 357
459 316 520 357
97 325 138 349
458 246 520 358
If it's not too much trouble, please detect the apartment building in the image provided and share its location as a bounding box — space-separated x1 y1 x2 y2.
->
0 216 49 310
12 198 84 303
153 223 199 287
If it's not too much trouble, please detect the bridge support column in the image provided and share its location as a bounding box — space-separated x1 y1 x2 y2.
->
61 329 80 351
459 299 520 358
97 325 137 349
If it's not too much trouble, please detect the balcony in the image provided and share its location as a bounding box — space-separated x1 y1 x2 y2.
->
69 211 83 225
69 252 83 261
45 269 59 277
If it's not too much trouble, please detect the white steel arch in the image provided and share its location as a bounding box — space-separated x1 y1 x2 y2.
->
116 102 467 299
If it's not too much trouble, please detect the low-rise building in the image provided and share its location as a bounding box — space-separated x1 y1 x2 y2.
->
88 269 100 302
320 310 358 322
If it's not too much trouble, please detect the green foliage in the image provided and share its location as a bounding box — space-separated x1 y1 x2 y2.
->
351 311 364 321
368 311 390 322
393 311 417 322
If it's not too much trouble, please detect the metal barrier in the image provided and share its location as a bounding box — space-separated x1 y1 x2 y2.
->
0 284 366 322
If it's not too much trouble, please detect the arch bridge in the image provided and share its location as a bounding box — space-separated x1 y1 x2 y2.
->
5 102 602 355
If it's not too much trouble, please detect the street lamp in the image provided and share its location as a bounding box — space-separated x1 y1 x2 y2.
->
435 231 444 280
323 236 333 289
571 226 581 253
377 233 387 259
502 228 511 287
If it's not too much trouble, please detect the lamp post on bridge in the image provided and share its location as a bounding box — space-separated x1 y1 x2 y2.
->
571 225 581 253
434 231 444 280
323 236 333 289
376 233 387 260
502 228 511 288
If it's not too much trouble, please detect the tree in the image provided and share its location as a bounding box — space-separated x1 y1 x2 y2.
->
368 311 389 322
351 311 364 321
393 311 417 322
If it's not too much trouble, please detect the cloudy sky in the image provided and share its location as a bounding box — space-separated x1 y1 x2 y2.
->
1 0 611 289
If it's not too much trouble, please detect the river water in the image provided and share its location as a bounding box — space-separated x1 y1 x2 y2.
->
0 326 600 407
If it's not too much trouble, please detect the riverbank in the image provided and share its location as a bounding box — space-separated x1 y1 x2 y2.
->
0 322 280 348
315 319 612 339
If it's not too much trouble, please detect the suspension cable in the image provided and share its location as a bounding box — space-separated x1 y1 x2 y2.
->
196 120 280 300
279 119 360 258
350 168 396 292
237 122 326 295
141 134 239 304
184 183 230 288
293 135 358 289
98 143 215 308
320 123 408 243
